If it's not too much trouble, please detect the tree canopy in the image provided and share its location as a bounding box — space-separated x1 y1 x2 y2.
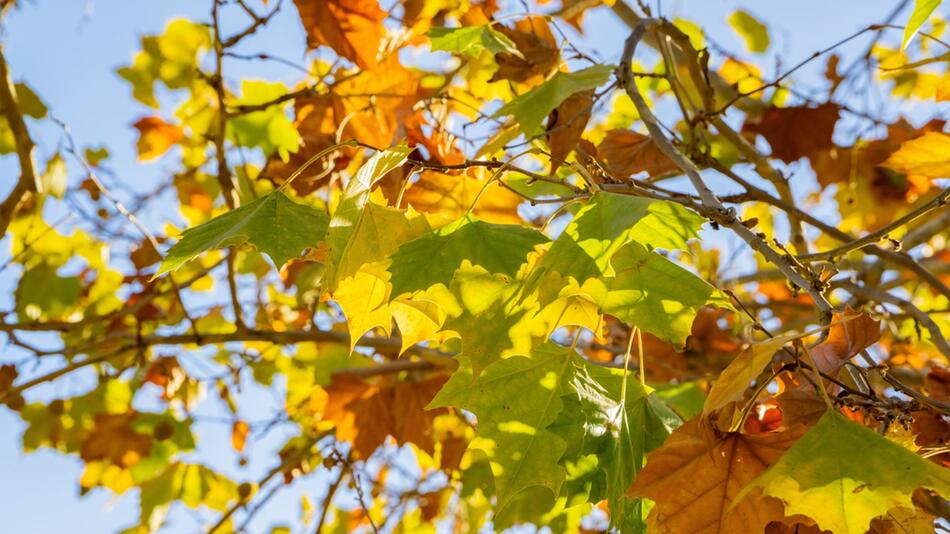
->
1 0 950 532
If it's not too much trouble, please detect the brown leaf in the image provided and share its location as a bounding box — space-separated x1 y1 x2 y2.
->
808 308 881 376
629 417 809 534
547 90 593 172
293 0 386 69
597 129 679 179
322 373 449 458
231 420 250 454
133 116 183 161
80 412 153 468
490 17 560 85
742 102 840 163
143 356 186 400
0 364 17 392
925 366 950 403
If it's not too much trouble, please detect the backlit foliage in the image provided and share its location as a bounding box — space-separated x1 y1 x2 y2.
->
1 0 950 532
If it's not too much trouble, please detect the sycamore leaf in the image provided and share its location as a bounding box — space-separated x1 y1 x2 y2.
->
629 418 808 534
323 373 448 458
728 10 770 53
133 116 184 161
740 411 950 534
428 25 521 57
557 359 682 533
742 103 840 163
391 296 451 355
402 168 524 225
441 264 537 375
494 65 614 137
334 262 392 351
490 17 560 85
602 242 725 347
902 0 944 50
547 89 594 172
429 342 573 513
703 332 803 417
539 192 704 284
293 0 386 68
882 131 950 179
333 202 431 286
156 190 330 276
597 129 679 179
227 80 301 161
325 145 411 287
387 214 548 297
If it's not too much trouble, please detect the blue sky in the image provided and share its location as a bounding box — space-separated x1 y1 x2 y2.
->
0 0 925 532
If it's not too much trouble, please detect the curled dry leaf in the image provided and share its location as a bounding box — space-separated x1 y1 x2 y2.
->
490 17 560 85
546 89 593 172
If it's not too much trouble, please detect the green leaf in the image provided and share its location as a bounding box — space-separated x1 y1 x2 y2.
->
15 82 47 119
556 359 681 533
429 342 574 513
156 190 329 276
902 0 943 50
324 145 411 287
428 25 521 57
227 80 300 161
601 242 722 346
387 213 548 297
728 10 770 53
539 192 704 284
15 263 82 321
494 65 613 137
739 411 950 534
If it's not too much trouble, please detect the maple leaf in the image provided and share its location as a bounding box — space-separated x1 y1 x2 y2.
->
742 103 840 163
628 417 809 534
597 129 679 179
293 0 386 68
133 116 183 161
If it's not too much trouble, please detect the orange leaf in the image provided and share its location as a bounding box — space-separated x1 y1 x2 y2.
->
231 420 250 453
133 116 183 161
322 373 449 458
742 103 839 163
597 129 679 179
490 17 560 86
293 0 386 69
402 168 523 224
629 417 808 534
547 90 593 172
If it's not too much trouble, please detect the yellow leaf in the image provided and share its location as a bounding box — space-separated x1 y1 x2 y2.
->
391 296 452 355
882 131 950 179
333 262 392 352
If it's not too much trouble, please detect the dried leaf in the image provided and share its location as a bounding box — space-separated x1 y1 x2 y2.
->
742 103 840 163
490 17 560 85
597 129 679 178
546 89 593 172
629 417 808 533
